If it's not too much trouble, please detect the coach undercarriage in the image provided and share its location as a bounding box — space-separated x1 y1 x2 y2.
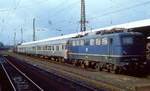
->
26 53 146 75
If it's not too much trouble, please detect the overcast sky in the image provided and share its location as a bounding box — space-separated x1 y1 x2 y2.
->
0 0 150 45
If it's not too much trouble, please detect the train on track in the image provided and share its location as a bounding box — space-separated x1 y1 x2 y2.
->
14 29 147 74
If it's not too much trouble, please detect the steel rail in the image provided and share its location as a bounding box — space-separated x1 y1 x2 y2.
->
1 64 17 91
3 57 44 91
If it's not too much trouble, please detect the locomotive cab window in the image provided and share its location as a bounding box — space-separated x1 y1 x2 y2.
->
122 37 133 45
102 38 108 45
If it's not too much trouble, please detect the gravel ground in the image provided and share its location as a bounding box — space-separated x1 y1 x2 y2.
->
1 51 150 91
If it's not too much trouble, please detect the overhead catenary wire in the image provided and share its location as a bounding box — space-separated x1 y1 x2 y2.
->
88 0 150 20
48 0 79 19
3 0 22 26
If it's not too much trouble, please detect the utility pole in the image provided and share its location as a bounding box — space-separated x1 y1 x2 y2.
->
33 18 36 41
21 27 23 43
80 0 87 32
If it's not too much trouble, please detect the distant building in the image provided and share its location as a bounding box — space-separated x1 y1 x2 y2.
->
0 42 4 47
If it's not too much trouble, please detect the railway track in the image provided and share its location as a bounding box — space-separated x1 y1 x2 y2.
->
1 51 150 91
2 55 105 91
0 56 43 91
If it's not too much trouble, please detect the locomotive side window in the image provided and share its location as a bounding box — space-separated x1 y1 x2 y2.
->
108 38 113 44
80 40 84 46
72 40 84 46
90 39 95 45
102 38 108 45
76 40 80 46
96 38 101 45
72 41 76 46
122 37 133 45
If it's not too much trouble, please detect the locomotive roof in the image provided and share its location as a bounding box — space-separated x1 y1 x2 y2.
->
21 19 150 46
69 32 143 40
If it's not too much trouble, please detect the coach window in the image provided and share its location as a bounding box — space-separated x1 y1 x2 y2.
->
50 46 52 50
56 46 59 51
62 45 64 50
62 45 66 50
51 46 53 50
96 38 101 45
39 46 42 50
90 39 95 45
32 47 34 50
43 46 45 50
37 46 41 50
49 46 51 50
47 46 49 50
42 46 45 50
102 38 108 45
45 46 48 50
46 46 48 50
63 45 66 50
44 46 47 50
59 45 62 51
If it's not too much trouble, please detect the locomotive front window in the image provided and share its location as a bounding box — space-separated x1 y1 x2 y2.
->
122 37 133 45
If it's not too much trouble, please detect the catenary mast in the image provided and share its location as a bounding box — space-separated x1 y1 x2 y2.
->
33 18 36 41
80 0 87 32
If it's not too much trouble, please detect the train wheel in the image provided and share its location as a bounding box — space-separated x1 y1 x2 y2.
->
61 58 65 63
110 66 119 74
95 63 102 71
81 61 86 69
81 63 85 68
73 60 77 66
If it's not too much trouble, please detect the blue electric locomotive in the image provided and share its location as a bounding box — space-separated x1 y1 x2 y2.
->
67 32 146 73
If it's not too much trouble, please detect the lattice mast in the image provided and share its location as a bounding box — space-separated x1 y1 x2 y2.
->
80 0 87 32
